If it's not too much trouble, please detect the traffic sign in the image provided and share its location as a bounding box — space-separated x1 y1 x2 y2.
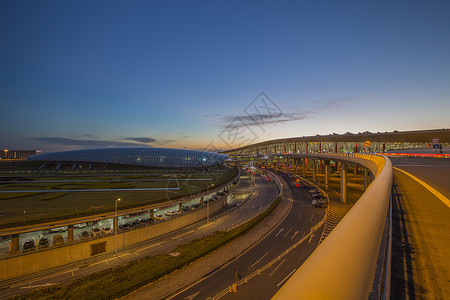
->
364 140 371 148
233 266 238 272
432 138 439 149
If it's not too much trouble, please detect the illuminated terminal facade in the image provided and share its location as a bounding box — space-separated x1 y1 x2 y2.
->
28 147 228 169
226 128 450 155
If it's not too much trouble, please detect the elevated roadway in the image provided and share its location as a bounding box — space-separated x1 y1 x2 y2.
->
390 157 450 299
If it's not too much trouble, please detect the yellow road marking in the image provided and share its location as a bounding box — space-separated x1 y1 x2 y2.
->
394 167 450 208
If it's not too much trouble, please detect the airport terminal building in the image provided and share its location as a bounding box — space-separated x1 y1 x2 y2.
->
28 147 228 169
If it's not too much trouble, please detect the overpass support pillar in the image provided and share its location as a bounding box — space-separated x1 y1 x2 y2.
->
68 225 74 241
325 161 330 190
150 209 155 219
9 234 19 254
178 202 183 212
340 162 348 203
302 159 306 178
364 167 369 190
312 159 317 183
354 165 358 175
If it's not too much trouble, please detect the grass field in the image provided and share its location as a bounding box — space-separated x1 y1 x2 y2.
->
0 162 238 228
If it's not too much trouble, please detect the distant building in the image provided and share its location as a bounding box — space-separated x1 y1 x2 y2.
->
0 150 38 160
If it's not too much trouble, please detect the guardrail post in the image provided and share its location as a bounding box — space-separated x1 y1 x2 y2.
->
341 162 348 203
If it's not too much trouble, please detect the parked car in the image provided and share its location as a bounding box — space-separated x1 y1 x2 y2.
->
90 227 102 237
119 223 130 230
131 219 142 227
141 217 154 224
154 214 164 221
81 231 90 239
165 210 176 216
38 237 49 248
312 199 327 208
23 239 35 251
101 227 112 235
53 234 64 246
46 226 66 234
73 223 87 229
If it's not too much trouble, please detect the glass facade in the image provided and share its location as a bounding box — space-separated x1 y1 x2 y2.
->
28 147 227 168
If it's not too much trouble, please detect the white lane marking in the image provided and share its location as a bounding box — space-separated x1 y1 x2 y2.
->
275 228 284 237
116 252 132 259
284 228 292 237
394 167 450 208
310 214 314 221
269 258 286 276
89 260 108 267
184 292 200 300
301 230 306 240
277 269 297 287
20 283 55 289
250 252 269 268
291 230 299 240
308 233 315 243
298 212 302 219
71 270 74 277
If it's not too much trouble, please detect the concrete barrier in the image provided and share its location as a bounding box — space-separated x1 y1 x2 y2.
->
0 197 227 280
273 154 392 300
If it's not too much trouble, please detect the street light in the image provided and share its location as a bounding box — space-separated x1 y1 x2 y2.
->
115 198 120 256
206 184 214 223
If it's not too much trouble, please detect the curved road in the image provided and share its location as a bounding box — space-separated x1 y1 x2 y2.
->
390 157 450 299
170 173 326 300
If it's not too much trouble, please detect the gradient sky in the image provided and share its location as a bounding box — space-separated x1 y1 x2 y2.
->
1 0 449 152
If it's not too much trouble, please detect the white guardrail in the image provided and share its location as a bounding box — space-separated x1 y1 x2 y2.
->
272 153 393 300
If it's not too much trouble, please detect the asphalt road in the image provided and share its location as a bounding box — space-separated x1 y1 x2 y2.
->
389 157 450 299
0 174 278 299
170 173 325 300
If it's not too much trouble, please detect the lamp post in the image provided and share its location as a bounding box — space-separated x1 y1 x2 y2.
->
206 184 214 223
115 198 120 256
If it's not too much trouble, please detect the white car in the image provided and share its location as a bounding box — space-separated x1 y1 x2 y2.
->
73 223 87 229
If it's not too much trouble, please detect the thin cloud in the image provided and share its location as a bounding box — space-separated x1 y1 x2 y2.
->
221 96 353 129
33 137 153 148
124 137 157 143
222 112 311 129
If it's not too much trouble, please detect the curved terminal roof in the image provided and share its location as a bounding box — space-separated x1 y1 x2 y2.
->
28 147 227 168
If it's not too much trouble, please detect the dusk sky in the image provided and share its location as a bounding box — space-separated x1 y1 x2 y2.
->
1 1 449 152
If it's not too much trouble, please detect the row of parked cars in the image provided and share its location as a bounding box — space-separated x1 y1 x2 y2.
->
305 186 328 208
119 217 154 231
23 234 65 251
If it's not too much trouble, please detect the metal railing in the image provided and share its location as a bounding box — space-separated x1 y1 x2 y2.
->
272 153 392 300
